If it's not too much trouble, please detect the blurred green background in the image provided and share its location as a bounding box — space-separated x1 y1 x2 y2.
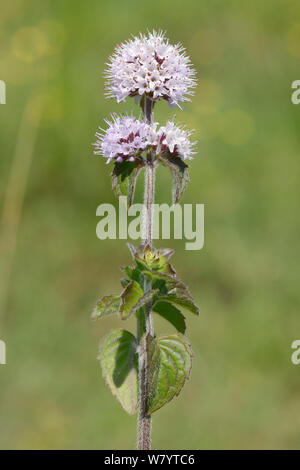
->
1 0 300 450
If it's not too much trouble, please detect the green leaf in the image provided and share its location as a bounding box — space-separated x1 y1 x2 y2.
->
127 165 142 206
120 278 130 288
154 293 200 316
146 334 193 414
111 161 143 206
151 278 168 295
91 294 120 320
129 289 159 317
121 265 143 285
153 301 186 334
127 243 138 259
141 269 195 303
160 262 177 276
141 270 187 293
159 155 190 204
98 329 138 415
119 281 144 320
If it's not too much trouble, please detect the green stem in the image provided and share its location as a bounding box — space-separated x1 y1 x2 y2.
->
137 97 155 450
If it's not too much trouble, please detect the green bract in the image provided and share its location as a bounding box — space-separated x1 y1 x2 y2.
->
110 151 190 209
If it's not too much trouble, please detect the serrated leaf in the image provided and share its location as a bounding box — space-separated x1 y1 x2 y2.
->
91 294 120 320
120 278 130 288
159 156 190 204
98 329 138 415
156 247 175 261
119 280 144 320
127 243 137 258
129 289 159 317
121 265 143 285
147 334 161 402
141 270 187 293
135 259 149 272
154 293 200 315
153 301 186 334
151 278 168 295
141 269 194 302
146 334 193 414
127 165 143 206
160 262 177 276
111 161 143 206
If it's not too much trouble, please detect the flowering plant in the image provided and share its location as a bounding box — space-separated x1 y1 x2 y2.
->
104 31 196 107
92 31 199 450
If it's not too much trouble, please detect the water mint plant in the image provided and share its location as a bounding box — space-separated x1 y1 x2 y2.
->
92 31 199 450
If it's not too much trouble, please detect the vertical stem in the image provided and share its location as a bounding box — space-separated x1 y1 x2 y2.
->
137 97 155 450
144 160 155 249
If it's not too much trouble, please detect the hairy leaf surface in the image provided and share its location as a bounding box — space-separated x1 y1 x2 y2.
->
153 301 186 334
142 270 187 292
98 329 138 415
146 334 193 414
119 281 144 320
159 156 190 204
155 293 200 316
111 161 143 206
91 294 120 320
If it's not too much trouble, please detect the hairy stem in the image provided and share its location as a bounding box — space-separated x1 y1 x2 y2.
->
137 97 155 450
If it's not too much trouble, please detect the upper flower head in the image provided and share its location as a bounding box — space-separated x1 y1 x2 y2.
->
156 121 196 160
104 31 196 107
92 114 156 164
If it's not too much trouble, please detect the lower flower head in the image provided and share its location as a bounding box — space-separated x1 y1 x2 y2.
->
92 115 196 163
156 121 195 160
92 115 156 164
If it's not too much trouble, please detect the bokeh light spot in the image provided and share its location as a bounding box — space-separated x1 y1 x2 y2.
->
11 27 48 63
39 20 65 54
218 109 255 146
190 29 223 65
286 23 300 58
197 112 221 141
195 79 223 113
28 91 64 126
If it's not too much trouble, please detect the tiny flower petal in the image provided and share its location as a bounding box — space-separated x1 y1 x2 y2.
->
156 121 196 160
92 115 157 163
104 31 196 107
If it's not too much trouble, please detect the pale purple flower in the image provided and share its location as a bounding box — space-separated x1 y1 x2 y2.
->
93 115 196 164
156 121 196 160
92 115 157 164
104 31 196 107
